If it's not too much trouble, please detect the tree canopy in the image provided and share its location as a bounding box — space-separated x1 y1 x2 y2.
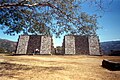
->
0 0 113 37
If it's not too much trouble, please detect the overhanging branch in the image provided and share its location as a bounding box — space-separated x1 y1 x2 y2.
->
0 1 66 15
0 2 52 8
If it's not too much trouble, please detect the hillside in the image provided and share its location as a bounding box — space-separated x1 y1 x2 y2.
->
100 41 120 55
0 38 17 52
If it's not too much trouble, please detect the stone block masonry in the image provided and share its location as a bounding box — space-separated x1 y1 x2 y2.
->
16 35 29 54
63 36 75 54
89 36 100 55
27 35 41 54
16 35 53 54
63 35 101 55
75 36 89 55
40 36 52 54
16 35 100 55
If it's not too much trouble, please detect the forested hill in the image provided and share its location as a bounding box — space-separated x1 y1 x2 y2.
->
100 41 120 55
0 38 17 53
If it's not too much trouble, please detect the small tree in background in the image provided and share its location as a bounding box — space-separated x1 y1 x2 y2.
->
0 47 5 53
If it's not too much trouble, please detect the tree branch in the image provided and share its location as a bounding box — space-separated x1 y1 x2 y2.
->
0 1 65 15
0 2 50 8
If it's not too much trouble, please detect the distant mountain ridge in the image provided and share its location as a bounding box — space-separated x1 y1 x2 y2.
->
0 38 17 52
100 41 120 55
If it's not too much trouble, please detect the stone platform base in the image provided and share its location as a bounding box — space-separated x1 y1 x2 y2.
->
102 59 120 71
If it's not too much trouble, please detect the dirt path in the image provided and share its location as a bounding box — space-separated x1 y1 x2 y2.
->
0 54 120 80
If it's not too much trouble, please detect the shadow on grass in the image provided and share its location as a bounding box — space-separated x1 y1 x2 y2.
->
0 62 64 79
0 62 32 79
0 62 32 70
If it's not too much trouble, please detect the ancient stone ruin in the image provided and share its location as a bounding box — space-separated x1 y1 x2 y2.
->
16 35 100 55
62 35 100 55
16 35 54 54
102 59 120 71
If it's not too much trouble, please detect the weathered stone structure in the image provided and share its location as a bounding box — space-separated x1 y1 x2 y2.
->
16 35 100 55
16 35 53 54
63 35 100 55
102 59 120 71
63 36 75 54
16 35 29 54
88 36 100 55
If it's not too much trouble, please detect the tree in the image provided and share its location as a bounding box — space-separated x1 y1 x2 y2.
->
0 47 5 53
0 0 113 37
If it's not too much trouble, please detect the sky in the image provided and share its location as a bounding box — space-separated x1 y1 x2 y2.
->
0 0 120 47
97 0 120 42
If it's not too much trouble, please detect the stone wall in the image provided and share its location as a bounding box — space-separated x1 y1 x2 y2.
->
27 35 41 54
63 36 75 54
40 36 52 54
75 36 89 55
89 36 100 55
16 35 29 54
16 35 100 55
16 35 53 54
63 35 100 55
